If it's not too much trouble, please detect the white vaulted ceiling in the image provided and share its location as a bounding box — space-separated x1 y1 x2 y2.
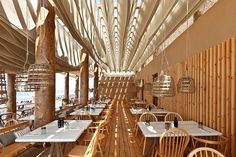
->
0 0 217 74
54 0 206 73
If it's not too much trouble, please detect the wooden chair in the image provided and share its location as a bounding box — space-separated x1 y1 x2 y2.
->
139 112 158 122
4 119 18 127
68 124 102 157
164 112 183 121
154 128 190 157
191 136 228 156
76 111 92 120
137 112 158 154
187 147 224 157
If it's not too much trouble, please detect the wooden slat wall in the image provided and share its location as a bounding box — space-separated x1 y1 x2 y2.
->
98 77 137 101
157 37 236 157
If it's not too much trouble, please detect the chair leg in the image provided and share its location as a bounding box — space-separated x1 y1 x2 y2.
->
98 143 104 157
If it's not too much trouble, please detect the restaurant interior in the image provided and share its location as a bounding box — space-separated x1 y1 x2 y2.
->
0 0 235 157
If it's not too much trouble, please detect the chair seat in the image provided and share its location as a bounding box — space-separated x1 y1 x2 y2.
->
68 145 88 157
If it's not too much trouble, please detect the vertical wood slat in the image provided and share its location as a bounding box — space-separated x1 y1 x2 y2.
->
158 37 236 157
216 45 221 131
221 42 226 135
204 49 209 126
213 46 217 129
230 38 236 157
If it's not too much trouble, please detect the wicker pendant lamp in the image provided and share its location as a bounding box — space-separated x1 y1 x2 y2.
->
177 1 195 93
15 5 39 92
28 63 54 88
152 0 175 97
0 68 8 104
153 70 175 97
15 70 39 92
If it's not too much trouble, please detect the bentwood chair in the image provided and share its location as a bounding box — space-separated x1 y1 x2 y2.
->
68 124 102 157
154 128 190 157
135 112 158 136
187 147 224 157
164 112 183 121
138 112 158 154
4 119 18 127
191 136 228 156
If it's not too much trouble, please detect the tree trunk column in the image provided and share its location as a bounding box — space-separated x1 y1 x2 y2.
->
80 49 89 105
75 77 79 103
34 0 55 128
94 63 99 100
6 74 16 113
64 72 69 104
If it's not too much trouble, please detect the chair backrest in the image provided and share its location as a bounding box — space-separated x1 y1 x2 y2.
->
4 119 18 127
187 147 224 157
158 128 190 157
191 136 228 156
139 112 158 122
164 112 183 121
84 124 102 157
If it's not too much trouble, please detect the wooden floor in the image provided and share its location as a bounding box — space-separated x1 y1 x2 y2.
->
101 100 143 157
19 100 146 157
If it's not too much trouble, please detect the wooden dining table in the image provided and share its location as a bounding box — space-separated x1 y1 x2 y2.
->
15 120 92 157
138 121 222 155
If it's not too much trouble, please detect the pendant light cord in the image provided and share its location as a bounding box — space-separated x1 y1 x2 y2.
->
24 2 30 70
185 0 189 76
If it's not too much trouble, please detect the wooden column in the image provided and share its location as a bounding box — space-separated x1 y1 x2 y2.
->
94 63 99 100
75 76 79 103
34 0 55 128
80 49 89 105
6 74 16 113
64 72 69 103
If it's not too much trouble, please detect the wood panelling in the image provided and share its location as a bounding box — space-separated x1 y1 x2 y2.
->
98 77 137 101
151 37 236 157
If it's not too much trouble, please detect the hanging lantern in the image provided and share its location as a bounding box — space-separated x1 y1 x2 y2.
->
0 68 8 104
152 71 175 97
177 76 195 93
28 63 54 88
15 70 39 92
177 1 195 93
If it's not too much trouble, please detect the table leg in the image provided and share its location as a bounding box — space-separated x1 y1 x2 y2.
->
142 137 147 155
50 143 64 157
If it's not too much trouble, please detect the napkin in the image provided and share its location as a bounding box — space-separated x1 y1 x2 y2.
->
147 125 157 133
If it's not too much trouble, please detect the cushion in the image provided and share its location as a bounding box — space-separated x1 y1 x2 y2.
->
0 132 16 147
14 127 31 138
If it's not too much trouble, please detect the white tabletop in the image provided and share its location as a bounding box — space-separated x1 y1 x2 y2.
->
70 108 103 116
138 121 222 138
18 115 35 121
130 108 168 115
88 103 106 109
15 120 92 143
